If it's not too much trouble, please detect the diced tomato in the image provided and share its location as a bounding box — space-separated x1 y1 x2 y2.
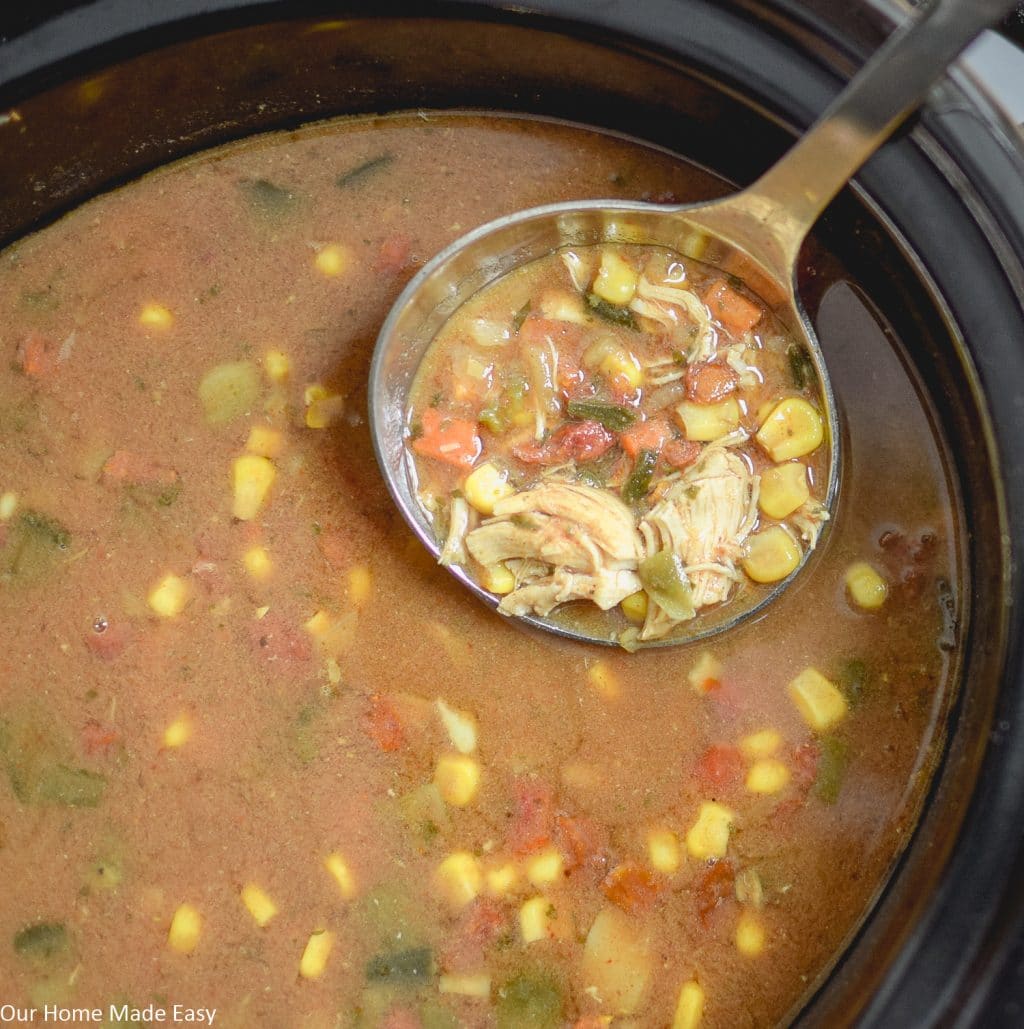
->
663 438 702 470
375 233 416 275
366 693 404 753
685 361 738 404
791 741 821 790
696 859 735 926
442 897 507 971
81 719 119 755
694 744 744 792
249 613 313 664
601 862 662 914
619 417 672 459
703 279 763 335
555 813 607 874
411 407 481 469
100 450 179 488
16 331 59 378
507 778 554 855
512 420 615 466
380 1008 422 1029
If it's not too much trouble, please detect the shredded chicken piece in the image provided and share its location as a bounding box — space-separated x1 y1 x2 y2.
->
630 276 715 362
722 341 763 387
791 498 830 549
638 447 759 640
465 482 644 617
439 496 471 567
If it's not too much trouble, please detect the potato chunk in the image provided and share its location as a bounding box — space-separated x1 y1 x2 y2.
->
580 907 653 1015
787 667 848 731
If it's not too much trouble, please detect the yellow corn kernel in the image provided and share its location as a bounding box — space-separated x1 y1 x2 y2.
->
687 651 722 693
788 667 848 731
314 244 351 277
598 347 644 389
486 863 519 897
306 395 344 429
758 462 809 519
845 561 888 610
525 848 564 887
167 903 201 953
263 349 291 383
436 852 482 909
587 660 620 700
139 303 173 329
240 883 278 927
519 895 558 944
242 545 273 581
735 911 766 957
435 698 477 754
323 852 357 900
163 715 192 749
647 829 681 874
538 288 590 324
245 425 284 459
299 929 334 979
148 573 190 618
621 590 648 624
673 979 706 1029
685 801 734 860
348 565 373 606
231 454 276 520
739 728 782 760
592 250 639 305
462 461 514 516
479 562 516 595
674 398 741 441
742 525 802 583
434 754 481 807
439 972 492 998
304 609 332 637
326 657 342 685
746 759 791 795
0 491 17 521
755 397 824 461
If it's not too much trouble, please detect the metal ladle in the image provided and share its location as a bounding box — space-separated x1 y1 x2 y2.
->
369 0 1014 647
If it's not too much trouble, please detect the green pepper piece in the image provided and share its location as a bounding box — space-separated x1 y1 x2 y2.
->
622 449 658 503
365 946 433 983
639 549 695 621
337 153 394 189
496 973 563 1029
787 343 815 390
586 293 638 329
814 736 849 804
239 178 300 218
565 399 637 432
512 301 532 335
14 923 68 961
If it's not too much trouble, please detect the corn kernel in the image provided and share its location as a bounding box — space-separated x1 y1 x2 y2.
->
434 753 481 807
538 288 590 324
592 250 639 305
587 659 620 700
242 545 273 581
674 398 741 442
758 462 810 519
263 349 291 383
525 848 564 887
486 863 518 897
687 651 722 693
435 698 477 754
735 911 766 956
245 425 284 459
755 397 824 461
139 303 173 329
305 392 344 429
232 454 276 520
746 759 791 795
323 852 357 900
845 561 888 610
436 852 482 909
685 801 734 860
788 667 848 731
439 973 492 998
148 573 190 618
621 590 648 624
348 565 373 606
598 347 644 389
314 244 351 277
739 729 782 759
240 883 278 927
299 929 334 979
463 461 514 515
673 980 706 1029
167 903 201 953
304 609 332 637
742 525 802 583
163 715 191 748
0 491 17 521
479 562 516 595
519 895 557 944
648 829 681 874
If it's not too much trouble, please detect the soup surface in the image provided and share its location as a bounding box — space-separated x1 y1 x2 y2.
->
0 113 960 1028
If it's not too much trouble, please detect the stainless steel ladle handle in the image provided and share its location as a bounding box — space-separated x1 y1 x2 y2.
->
684 0 1017 284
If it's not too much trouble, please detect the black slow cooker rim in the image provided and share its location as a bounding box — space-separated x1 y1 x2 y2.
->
2 1 1024 1025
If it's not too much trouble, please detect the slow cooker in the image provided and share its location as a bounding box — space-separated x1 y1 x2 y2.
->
2 1 1023 1024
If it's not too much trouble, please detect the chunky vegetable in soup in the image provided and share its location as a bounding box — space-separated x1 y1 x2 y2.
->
406 244 830 645
0 112 960 1028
